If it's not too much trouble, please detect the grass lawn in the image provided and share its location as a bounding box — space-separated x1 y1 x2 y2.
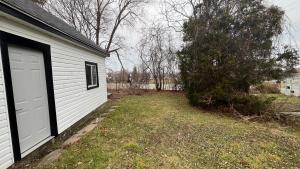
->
262 94 300 112
48 93 300 168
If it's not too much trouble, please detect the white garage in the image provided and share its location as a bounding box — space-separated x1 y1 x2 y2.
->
0 0 108 168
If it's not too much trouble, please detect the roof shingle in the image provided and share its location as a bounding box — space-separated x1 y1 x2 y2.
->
0 0 108 57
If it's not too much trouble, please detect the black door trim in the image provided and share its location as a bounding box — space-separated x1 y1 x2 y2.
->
0 31 58 161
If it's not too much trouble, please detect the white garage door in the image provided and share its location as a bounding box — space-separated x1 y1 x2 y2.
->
8 44 51 155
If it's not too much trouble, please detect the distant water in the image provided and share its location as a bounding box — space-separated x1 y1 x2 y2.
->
107 83 182 91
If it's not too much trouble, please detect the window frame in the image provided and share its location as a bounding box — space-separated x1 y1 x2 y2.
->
85 61 99 90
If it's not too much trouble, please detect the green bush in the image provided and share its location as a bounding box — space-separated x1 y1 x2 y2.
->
187 84 234 107
232 95 275 116
187 89 275 116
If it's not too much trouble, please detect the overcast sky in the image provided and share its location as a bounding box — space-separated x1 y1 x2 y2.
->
106 0 300 71
269 0 300 45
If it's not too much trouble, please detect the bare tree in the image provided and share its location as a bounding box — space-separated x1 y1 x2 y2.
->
47 0 147 69
138 23 177 91
138 63 151 86
106 0 144 52
161 0 200 32
107 69 130 90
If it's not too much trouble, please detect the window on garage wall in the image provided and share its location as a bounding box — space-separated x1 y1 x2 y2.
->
85 61 99 90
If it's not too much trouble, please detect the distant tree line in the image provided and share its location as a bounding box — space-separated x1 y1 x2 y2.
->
107 65 151 90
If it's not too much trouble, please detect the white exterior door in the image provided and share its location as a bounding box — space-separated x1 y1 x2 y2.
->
8 44 51 154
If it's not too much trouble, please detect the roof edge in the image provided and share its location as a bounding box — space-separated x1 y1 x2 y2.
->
0 1 109 57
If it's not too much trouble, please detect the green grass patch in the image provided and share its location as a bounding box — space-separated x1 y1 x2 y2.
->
46 93 300 168
265 94 300 104
261 94 300 112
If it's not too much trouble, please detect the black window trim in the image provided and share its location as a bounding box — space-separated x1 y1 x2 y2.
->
85 61 99 90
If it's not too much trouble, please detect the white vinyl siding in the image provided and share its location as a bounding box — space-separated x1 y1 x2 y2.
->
281 75 300 97
0 12 107 168
0 42 14 169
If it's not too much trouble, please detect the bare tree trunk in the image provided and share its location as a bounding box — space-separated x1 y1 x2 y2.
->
115 77 118 91
95 0 101 45
163 69 165 90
